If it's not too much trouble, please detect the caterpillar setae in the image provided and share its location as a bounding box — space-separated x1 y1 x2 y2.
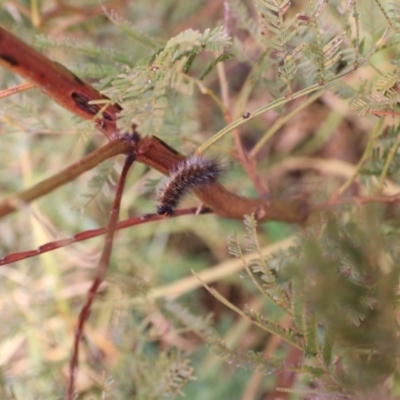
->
156 155 223 216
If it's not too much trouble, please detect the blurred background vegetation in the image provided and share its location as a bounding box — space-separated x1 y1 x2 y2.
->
1 0 400 398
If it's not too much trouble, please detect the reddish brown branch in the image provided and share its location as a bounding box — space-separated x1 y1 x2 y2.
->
0 25 308 224
4 193 400 267
370 110 400 118
0 207 212 266
226 111 270 199
67 154 134 399
0 26 121 138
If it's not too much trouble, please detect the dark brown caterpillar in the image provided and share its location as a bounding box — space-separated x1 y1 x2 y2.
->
156 155 223 216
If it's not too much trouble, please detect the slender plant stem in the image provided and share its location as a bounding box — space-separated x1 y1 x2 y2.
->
331 118 385 199
0 82 35 99
196 65 356 155
250 90 324 157
0 207 212 266
0 139 128 218
67 154 135 399
213 50 269 197
377 135 400 193
30 0 41 27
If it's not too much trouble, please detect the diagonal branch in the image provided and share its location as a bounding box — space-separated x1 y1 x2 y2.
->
0 207 213 266
0 139 128 218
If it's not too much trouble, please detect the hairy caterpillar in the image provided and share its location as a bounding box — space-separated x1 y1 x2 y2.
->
156 155 223 216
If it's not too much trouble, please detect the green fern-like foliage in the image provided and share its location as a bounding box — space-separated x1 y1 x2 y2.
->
255 0 349 93
160 299 217 340
206 211 400 396
110 350 196 400
211 339 286 374
79 159 120 209
35 34 134 65
350 71 400 116
103 26 232 135
256 0 304 93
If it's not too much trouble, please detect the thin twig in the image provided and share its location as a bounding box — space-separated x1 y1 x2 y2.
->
213 4 269 198
0 207 212 266
331 117 385 200
0 82 35 99
0 139 128 218
250 91 324 157
350 0 360 68
377 135 400 193
67 154 135 399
